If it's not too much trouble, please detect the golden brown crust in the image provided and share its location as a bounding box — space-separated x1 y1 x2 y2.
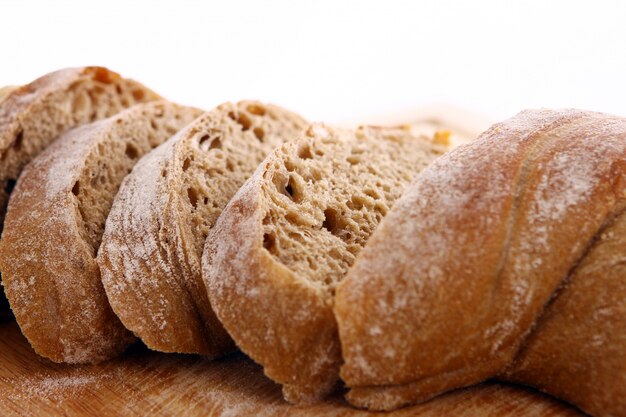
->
335 109 626 416
0 86 17 103
204 177 342 401
0 102 200 363
503 207 626 416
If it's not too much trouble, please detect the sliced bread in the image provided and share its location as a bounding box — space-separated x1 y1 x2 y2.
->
0 101 202 363
97 101 308 356
0 67 159 316
0 67 160 227
201 124 446 403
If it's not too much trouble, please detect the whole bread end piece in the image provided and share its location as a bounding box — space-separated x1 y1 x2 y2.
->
335 109 626 416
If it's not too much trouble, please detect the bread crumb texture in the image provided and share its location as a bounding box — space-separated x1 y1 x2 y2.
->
98 101 308 356
203 123 445 403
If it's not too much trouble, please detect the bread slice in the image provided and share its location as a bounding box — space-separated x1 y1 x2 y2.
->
0 67 160 227
0 101 202 363
202 124 446 403
97 101 308 356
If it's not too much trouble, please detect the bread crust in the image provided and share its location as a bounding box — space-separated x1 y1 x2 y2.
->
0 86 17 103
334 109 626 416
98 101 308 356
203 124 445 403
0 67 160 316
0 101 201 363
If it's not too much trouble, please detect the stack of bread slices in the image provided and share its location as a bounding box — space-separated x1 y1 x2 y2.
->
0 67 448 410
1 68 622 417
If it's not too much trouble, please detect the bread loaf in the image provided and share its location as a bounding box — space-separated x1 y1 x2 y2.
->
202 124 446 403
0 101 202 363
98 101 308 356
334 109 626 417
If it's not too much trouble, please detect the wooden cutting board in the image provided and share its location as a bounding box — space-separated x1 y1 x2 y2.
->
0 321 584 417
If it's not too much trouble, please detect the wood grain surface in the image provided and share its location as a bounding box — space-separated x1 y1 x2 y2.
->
0 321 584 417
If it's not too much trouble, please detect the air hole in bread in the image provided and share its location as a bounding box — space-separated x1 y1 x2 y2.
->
150 120 158 130
226 159 234 172
284 160 295 172
238 113 252 131
285 181 294 198
161 169 167 178
298 144 313 160
182 157 193 171
131 89 145 101
228 111 252 131
4 179 16 195
187 187 199 209
247 104 267 116
284 176 303 202
322 208 345 238
209 137 222 150
347 155 360 165
13 130 24 152
263 232 277 252
92 67 115 84
115 84 123 94
72 181 80 196
310 168 322 181
125 143 139 159
364 188 380 199
253 127 265 142
199 134 222 151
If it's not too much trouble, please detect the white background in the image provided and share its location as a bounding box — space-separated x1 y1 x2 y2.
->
1 0 625 126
